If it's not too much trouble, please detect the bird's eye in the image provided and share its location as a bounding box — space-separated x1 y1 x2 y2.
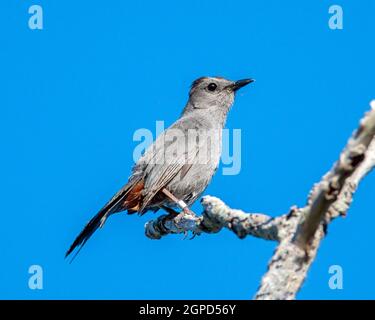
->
207 83 217 92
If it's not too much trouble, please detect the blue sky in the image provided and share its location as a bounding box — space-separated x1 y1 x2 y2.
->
1 0 375 299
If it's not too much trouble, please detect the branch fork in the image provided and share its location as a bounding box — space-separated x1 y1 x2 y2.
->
144 101 375 300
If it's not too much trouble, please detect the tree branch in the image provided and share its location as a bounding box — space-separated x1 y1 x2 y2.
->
145 196 285 241
144 101 375 300
294 106 375 248
255 102 375 300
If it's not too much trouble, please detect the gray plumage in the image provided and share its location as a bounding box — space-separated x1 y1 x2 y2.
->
66 76 253 259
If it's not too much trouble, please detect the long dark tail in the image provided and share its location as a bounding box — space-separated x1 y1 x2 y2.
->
65 179 142 261
65 208 111 262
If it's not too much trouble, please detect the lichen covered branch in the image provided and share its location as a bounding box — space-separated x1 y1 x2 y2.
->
255 102 375 300
144 101 375 300
145 196 284 241
294 105 375 248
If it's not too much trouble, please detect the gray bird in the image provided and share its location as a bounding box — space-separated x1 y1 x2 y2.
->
66 76 253 258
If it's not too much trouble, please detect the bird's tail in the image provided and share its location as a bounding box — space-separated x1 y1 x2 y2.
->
65 207 111 262
65 179 143 261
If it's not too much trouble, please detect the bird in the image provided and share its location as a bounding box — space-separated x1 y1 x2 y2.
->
66 76 254 259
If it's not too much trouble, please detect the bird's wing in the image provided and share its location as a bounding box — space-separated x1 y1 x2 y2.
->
137 116 209 212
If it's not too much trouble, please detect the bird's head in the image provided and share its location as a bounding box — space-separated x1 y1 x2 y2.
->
184 76 254 116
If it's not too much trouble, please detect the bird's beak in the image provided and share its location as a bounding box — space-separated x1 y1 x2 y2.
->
231 79 255 92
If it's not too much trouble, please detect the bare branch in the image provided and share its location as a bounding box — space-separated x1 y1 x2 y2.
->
254 208 321 300
294 106 375 248
328 137 375 219
143 101 375 300
255 102 375 300
145 196 286 241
